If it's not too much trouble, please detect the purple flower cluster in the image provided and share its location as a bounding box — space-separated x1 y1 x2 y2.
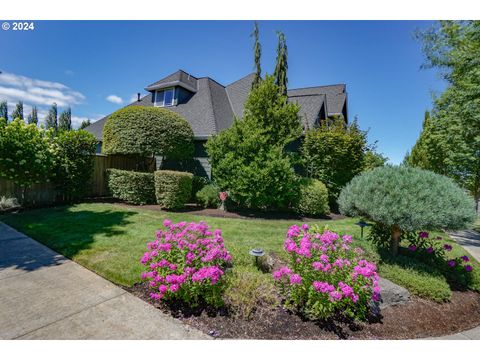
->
140 219 232 303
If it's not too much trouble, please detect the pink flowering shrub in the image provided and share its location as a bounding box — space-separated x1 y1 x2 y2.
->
273 224 380 321
140 219 232 307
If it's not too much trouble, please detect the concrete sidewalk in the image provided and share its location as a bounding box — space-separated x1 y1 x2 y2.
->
448 229 480 263
0 222 208 340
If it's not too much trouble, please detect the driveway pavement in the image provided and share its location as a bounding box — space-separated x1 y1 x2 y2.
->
0 222 208 340
448 229 480 263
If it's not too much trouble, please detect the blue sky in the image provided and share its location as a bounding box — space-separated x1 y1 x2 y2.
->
0 20 444 164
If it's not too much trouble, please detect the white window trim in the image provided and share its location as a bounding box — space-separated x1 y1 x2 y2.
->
154 87 176 107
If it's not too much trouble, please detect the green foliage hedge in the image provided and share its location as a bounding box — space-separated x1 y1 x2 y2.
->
154 170 193 209
196 183 220 208
0 119 54 191
52 130 97 201
294 178 329 216
102 107 194 159
338 165 476 232
107 169 155 205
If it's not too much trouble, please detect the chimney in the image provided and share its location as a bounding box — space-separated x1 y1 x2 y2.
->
137 93 141 102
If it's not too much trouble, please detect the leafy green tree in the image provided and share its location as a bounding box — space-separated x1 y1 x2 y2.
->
52 130 97 201
79 119 91 129
0 101 8 122
363 150 388 172
412 21 480 210
206 75 301 209
103 107 194 160
251 21 262 89
0 119 54 203
27 106 39 125
58 107 72 131
45 103 58 132
301 118 368 201
273 31 288 96
338 166 476 255
11 101 24 120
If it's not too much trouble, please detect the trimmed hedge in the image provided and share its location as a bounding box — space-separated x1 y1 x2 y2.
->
106 169 155 205
294 178 330 216
196 183 221 208
154 170 193 209
102 107 194 159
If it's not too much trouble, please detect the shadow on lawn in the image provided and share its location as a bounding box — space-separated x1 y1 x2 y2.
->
0 207 136 273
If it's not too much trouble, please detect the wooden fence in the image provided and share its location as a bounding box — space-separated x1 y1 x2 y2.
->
0 154 155 205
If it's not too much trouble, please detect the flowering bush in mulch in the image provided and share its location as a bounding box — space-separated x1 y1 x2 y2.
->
140 219 232 307
273 224 380 321
406 231 474 286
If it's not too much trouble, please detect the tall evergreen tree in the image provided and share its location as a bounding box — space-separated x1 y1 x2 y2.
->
0 101 7 122
11 101 24 120
45 103 58 131
250 21 262 89
273 31 288 96
27 106 39 125
58 107 72 131
79 119 92 129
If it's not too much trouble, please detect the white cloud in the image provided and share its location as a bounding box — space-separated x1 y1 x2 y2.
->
65 70 75 76
0 71 85 107
106 95 123 104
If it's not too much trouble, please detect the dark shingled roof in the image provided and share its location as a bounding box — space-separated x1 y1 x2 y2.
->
85 71 348 141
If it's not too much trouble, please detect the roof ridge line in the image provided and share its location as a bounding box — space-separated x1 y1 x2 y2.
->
288 83 346 92
225 73 255 88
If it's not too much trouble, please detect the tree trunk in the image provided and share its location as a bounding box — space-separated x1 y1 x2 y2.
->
390 224 401 256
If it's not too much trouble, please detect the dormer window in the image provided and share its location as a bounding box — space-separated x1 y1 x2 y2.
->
154 87 175 107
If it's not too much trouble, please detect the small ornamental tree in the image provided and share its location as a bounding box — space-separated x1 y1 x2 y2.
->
52 130 97 201
338 166 476 255
301 118 368 201
102 107 194 160
0 119 54 202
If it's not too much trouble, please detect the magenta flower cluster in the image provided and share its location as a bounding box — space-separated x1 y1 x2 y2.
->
274 224 380 321
407 231 474 274
140 219 232 306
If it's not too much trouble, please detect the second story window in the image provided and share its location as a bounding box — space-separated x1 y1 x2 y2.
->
155 87 175 107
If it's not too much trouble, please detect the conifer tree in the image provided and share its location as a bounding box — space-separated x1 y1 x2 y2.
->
0 101 8 122
11 101 24 120
45 103 58 131
251 21 262 89
274 31 288 96
58 107 72 131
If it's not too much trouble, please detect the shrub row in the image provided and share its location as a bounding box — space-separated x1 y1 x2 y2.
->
106 169 156 205
107 169 193 209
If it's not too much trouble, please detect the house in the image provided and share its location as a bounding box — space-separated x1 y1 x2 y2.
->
85 70 348 177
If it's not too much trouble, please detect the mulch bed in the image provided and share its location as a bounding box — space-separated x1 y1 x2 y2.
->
127 282 480 340
113 201 346 222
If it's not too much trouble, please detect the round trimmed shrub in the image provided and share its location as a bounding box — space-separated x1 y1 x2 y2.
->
338 165 476 255
196 183 221 208
107 169 155 205
102 107 194 159
154 170 193 209
295 178 329 216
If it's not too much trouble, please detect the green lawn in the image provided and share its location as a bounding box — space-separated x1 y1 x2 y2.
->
1 202 479 302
